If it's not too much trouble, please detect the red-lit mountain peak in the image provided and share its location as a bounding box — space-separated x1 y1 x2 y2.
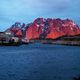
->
27 18 80 40
5 18 80 40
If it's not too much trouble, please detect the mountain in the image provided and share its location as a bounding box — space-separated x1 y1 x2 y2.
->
5 22 26 38
5 18 80 41
26 18 80 40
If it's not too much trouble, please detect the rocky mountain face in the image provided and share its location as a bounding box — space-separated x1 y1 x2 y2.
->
6 22 26 38
26 18 80 40
6 18 80 40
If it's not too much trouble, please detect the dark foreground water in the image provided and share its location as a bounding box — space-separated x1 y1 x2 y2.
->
0 44 80 80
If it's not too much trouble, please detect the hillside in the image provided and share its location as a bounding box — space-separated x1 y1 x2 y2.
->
5 18 80 41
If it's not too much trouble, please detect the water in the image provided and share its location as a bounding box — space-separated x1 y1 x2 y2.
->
0 44 80 80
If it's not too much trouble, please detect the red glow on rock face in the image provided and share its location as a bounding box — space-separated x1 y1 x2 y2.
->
46 29 65 39
26 24 39 40
8 18 80 40
26 26 32 40
10 27 23 37
16 30 22 37
26 18 80 40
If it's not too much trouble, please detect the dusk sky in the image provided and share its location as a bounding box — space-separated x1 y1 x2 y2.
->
0 0 80 31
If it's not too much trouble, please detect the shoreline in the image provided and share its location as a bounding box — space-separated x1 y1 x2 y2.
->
0 40 80 46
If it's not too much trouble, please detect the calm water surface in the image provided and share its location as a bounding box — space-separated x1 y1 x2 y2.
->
0 44 80 80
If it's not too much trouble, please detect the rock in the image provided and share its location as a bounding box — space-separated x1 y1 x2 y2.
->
26 18 80 40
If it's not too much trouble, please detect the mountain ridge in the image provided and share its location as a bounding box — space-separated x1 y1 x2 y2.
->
5 18 80 40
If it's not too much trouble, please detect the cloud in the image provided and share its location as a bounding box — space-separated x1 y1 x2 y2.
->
0 0 80 31
35 0 71 11
0 0 71 15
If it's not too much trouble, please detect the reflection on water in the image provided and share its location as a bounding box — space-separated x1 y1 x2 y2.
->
0 44 80 80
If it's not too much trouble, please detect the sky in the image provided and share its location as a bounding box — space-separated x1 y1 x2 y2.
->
0 0 80 31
